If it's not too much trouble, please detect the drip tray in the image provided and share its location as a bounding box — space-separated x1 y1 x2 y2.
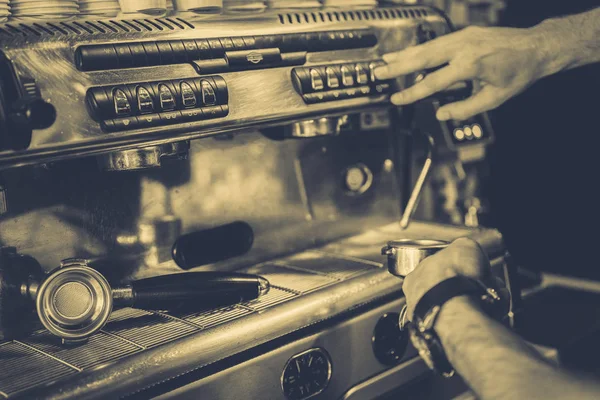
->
0 249 380 398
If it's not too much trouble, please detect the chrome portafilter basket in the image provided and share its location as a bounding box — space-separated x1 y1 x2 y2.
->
382 239 449 278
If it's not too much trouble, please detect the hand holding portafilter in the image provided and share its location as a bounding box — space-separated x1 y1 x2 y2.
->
0 249 269 343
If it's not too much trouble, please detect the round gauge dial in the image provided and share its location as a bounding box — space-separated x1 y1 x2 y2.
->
281 348 332 400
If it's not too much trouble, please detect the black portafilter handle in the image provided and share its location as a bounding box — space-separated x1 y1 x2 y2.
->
113 271 269 310
172 221 255 270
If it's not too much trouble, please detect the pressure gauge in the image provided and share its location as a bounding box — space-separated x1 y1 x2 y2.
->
281 348 332 400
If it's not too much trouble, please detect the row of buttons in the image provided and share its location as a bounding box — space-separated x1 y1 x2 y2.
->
303 84 391 104
75 29 377 72
453 124 483 141
101 105 230 133
292 60 386 96
87 76 227 121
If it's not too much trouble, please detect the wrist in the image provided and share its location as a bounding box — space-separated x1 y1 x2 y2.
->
528 18 578 78
434 295 482 360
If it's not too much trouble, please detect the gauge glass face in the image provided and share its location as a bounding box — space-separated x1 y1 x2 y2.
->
281 348 332 400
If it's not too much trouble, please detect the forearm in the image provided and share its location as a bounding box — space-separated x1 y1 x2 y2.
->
532 7 600 77
436 297 600 400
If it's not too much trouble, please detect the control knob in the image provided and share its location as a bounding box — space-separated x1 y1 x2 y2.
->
372 312 408 366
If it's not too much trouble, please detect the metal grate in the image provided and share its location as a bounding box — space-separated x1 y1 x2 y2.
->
278 7 429 25
20 331 141 370
241 263 337 294
172 305 254 329
280 251 378 279
0 342 76 396
0 17 194 37
242 287 297 311
103 308 199 349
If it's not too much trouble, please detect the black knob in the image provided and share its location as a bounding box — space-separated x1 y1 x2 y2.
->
172 221 254 270
372 312 408 366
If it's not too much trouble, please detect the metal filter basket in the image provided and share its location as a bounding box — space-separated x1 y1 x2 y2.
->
382 239 449 278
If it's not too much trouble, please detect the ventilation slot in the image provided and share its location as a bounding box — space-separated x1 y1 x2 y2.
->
0 17 194 38
278 7 429 24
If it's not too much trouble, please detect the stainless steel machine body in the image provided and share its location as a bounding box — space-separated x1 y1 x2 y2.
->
0 6 504 399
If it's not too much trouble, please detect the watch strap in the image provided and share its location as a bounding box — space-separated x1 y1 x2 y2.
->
413 276 483 323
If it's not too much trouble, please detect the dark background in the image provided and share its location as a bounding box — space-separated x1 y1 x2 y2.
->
486 0 600 280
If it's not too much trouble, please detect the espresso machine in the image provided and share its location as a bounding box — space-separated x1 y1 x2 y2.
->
0 5 515 399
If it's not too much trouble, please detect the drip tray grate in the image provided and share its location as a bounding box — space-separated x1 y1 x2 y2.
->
239 263 338 294
280 251 380 279
0 342 77 396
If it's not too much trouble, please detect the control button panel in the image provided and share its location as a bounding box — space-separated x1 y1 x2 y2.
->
86 76 229 133
435 95 493 149
75 29 377 72
292 60 391 104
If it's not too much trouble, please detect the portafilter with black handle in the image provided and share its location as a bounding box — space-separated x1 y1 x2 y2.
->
0 247 269 344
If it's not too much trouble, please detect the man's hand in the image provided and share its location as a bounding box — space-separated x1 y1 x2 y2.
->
402 237 491 320
374 25 553 121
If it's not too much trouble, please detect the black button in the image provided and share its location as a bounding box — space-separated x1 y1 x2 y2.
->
156 41 175 65
198 79 217 106
114 43 134 68
231 37 247 50
210 76 229 105
220 37 235 52
342 87 360 98
353 29 378 48
355 63 369 85
325 66 341 89
291 68 312 95
104 116 139 132
169 40 189 63
142 42 162 65
202 105 228 119
136 113 161 128
309 68 325 91
305 32 320 51
225 48 282 68
159 110 183 124
254 35 280 49
100 119 115 132
340 64 355 87
86 87 113 120
192 59 229 74
155 83 178 111
182 39 201 60
75 45 119 71
242 36 256 49
132 84 156 114
179 81 198 108
281 52 307 67
180 108 204 121
207 39 224 58
195 39 212 59
113 87 133 116
128 43 149 67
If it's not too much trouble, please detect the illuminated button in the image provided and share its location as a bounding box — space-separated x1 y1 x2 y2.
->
464 126 473 139
136 87 154 114
113 89 131 115
159 110 182 124
200 80 217 106
472 124 483 138
158 84 176 111
325 67 340 89
359 86 371 95
310 69 324 91
341 65 354 86
454 129 465 140
369 62 380 82
355 64 368 85
180 82 197 108
375 84 390 94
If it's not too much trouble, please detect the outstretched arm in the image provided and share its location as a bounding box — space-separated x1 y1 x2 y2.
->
374 7 600 121
402 238 600 400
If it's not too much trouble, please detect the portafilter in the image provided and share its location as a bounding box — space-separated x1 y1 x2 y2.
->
0 247 269 343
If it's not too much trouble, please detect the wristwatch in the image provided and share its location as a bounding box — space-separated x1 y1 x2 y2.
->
404 276 502 377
